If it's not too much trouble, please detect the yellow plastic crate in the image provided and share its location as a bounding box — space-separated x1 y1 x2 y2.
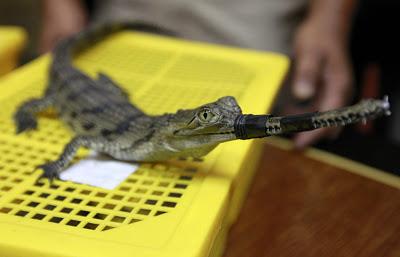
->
0 26 27 76
0 31 288 257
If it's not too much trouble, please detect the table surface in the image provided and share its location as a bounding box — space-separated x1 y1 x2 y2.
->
223 140 400 257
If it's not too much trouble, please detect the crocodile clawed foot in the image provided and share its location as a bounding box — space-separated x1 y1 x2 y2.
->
14 112 38 134
35 162 61 185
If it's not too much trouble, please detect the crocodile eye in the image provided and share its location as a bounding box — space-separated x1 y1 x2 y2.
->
198 109 215 122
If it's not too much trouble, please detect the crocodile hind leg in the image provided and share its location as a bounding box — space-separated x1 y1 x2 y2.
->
36 135 111 183
14 95 54 133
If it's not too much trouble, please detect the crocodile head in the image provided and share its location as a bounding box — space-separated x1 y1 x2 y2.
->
161 96 242 158
135 96 391 162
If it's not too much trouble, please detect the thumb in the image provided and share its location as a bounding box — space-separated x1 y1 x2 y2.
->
292 51 321 101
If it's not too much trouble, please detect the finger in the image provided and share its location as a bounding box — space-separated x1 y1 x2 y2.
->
320 54 353 111
293 127 339 149
293 129 323 149
292 49 322 101
293 53 352 149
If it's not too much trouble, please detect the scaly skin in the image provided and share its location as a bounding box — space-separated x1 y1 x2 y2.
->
13 22 390 182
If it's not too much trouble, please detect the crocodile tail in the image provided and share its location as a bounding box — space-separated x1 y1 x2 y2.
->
234 97 391 139
51 21 174 74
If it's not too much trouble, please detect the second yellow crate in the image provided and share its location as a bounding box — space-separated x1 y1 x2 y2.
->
0 26 27 76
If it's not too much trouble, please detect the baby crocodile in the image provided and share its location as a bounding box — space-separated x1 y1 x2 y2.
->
14 22 390 182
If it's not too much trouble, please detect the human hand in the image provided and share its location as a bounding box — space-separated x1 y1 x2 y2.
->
39 0 87 53
290 12 354 148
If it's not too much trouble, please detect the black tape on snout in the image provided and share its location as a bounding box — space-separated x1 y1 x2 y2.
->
234 115 271 139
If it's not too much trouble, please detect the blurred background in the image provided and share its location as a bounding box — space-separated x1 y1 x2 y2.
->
0 0 400 175
320 0 400 174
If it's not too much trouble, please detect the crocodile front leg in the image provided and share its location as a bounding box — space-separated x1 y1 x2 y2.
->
14 95 55 133
36 135 111 183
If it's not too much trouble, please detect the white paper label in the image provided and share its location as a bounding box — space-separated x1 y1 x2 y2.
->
60 152 139 190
